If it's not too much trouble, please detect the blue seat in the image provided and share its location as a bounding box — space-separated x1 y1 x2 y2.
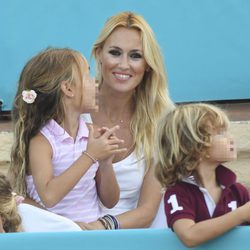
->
0 227 249 250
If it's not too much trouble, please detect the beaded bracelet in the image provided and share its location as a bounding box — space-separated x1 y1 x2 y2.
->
82 151 97 163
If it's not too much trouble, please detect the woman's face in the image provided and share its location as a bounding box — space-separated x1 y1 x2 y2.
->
98 27 147 94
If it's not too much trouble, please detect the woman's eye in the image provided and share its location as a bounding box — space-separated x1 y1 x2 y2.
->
130 52 142 59
109 50 121 56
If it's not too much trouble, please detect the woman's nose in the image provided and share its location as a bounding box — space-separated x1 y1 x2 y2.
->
118 55 129 69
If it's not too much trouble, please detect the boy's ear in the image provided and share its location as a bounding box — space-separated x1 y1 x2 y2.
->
61 81 74 97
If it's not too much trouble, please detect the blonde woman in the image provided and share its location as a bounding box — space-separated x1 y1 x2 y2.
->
16 12 174 230
155 103 250 247
82 11 174 229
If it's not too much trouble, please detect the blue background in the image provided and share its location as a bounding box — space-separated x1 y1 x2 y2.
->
1 0 250 110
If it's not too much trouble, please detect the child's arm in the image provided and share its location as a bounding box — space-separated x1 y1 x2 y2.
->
94 127 124 208
29 125 125 208
173 202 250 247
95 159 120 208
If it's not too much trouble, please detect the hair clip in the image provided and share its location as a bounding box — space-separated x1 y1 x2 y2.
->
22 90 37 104
11 192 24 205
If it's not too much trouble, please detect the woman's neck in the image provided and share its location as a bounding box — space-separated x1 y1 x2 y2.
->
98 86 134 123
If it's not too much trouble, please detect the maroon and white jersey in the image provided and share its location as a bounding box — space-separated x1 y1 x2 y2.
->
164 165 250 229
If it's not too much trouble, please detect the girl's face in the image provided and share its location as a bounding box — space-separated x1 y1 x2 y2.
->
98 27 147 94
208 130 237 163
74 56 98 113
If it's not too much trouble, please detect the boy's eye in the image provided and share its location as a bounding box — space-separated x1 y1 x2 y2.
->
109 49 121 56
130 52 142 59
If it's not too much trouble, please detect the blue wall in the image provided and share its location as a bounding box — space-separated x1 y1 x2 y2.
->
1 0 250 110
0 227 250 250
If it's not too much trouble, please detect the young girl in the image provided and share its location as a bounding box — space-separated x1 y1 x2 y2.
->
0 173 22 232
155 103 250 247
9 47 126 225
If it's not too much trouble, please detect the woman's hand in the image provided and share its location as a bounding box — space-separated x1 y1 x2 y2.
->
76 220 105 230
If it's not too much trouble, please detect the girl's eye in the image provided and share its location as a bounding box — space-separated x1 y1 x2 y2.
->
109 49 121 56
130 52 143 59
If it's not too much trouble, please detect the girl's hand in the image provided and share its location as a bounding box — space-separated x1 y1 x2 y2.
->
86 125 126 161
97 126 123 166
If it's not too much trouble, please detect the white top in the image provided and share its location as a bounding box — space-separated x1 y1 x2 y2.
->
100 151 145 216
18 203 81 232
100 150 167 228
82 113 167 228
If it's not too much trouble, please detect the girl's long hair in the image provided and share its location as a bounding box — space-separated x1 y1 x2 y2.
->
9 47 82 195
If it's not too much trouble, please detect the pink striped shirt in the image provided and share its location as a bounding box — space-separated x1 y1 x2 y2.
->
26 117 100 222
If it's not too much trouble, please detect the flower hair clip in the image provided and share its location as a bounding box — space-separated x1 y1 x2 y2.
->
22 90 37 104
11 192 24 205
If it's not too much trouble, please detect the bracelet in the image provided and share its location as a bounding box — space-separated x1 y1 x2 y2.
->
98 217 109 229
82 151 97 163
98 214 120 230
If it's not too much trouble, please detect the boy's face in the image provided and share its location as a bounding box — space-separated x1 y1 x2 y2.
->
208 130 237 163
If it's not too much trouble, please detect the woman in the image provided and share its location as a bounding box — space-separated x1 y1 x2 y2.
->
19 11 174 230
84 11 174 229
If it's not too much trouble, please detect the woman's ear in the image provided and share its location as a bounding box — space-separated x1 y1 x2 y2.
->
95 47 103 65
61 81 74 97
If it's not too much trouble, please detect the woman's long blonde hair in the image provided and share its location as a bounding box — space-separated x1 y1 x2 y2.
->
0 174 22 232
9 48 83 195
155 103 230 188
92 11 174 167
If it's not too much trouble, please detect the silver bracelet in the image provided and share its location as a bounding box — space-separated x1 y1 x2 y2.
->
82 151 97 163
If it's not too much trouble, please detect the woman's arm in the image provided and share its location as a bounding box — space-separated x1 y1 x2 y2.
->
115 164 162 228
87 164 162 229
173 201 250 248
